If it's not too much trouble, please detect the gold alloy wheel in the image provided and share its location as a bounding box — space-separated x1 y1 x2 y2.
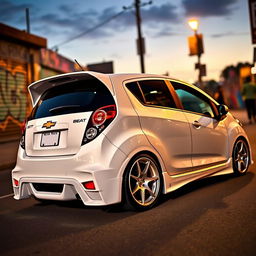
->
128 157 161 206
233 140 249 174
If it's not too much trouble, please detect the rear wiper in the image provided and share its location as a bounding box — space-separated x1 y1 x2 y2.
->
49 105 81 113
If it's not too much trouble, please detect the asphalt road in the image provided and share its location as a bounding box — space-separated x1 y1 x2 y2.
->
1 123 256 256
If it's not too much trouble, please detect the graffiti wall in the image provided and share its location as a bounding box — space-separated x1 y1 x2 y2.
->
0 23 47 143
0 59 31 142
0 35 78 142
0 39 33 142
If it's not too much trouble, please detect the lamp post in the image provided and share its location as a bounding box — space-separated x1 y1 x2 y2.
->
188 19 203 86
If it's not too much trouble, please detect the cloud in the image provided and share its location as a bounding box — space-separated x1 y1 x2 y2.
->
182 0 238 17
0 1 179 44
35 6 110 39
210 31 249 38
152 29 187 38
142 3 179 24
59 4 97 17
0 0 32 22
37 2 179 43
97 3 179 28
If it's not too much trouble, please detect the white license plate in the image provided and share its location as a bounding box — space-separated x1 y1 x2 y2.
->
40 131 60 147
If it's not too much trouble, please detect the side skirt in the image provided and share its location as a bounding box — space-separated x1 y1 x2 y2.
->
162 158 233 194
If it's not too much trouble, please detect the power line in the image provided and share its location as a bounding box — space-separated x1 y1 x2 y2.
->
51 9 127 50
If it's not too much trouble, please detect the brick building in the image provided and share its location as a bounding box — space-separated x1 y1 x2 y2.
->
0 23 78 143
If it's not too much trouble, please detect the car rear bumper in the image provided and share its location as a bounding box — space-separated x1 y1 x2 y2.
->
12 136 127 206
12 176 120 206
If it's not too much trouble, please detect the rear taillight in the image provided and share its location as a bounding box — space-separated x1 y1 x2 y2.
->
92 110 107 126
82 181 95 190
82 105 116 145
20 120 27 149
13 179 19 187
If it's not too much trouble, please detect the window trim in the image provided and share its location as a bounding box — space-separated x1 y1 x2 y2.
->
136 81 147 103
164 80 183 110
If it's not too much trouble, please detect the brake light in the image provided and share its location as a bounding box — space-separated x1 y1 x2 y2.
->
100 105 117 119
13 179 19 187
83 181 95 190
92 110 107 126
82 104 116 145
92 105 116 126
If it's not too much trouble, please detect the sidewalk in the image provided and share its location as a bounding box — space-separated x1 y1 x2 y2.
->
0 140 19 171
0 109 251 171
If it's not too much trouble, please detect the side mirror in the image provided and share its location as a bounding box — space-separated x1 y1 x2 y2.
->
217 104 228 119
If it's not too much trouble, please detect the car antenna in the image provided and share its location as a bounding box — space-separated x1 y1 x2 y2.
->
74 59 85 71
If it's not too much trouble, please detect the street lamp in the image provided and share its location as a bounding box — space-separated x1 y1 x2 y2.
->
188 19 199 33
187 18 204 87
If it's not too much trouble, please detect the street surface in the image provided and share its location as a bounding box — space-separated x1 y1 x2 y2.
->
1 117 256 256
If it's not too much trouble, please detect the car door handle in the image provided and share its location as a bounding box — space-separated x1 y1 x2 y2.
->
192 120 202 129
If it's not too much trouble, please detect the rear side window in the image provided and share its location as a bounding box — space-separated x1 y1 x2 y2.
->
126 82 144 103
30 78 114 119
126 80 176 108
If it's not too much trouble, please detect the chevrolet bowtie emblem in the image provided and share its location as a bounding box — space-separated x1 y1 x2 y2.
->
42 121 56 129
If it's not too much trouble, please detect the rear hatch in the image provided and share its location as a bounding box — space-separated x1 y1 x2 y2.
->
25 73 115 157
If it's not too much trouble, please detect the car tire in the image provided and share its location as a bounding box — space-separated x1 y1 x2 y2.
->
232 139 250 176
123 154 162 211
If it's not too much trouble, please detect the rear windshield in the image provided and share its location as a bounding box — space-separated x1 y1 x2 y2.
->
30 78 114 119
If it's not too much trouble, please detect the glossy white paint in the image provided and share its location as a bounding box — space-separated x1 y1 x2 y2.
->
26 112 92 157
183 111 228 167
12 71 253 206
13 131 127 205
125 87 192 174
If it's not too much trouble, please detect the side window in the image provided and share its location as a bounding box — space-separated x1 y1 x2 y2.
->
126 82 144 103
138 80 176 108
172 82 215 118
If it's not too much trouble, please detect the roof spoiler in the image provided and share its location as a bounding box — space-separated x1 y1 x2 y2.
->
28 71 114 106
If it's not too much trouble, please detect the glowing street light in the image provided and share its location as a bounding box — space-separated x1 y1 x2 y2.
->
188 19 199 33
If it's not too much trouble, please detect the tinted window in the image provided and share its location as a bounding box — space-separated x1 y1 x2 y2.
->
172 82 214 117
126 82 144 103
138 80 175 108
30 78 114 119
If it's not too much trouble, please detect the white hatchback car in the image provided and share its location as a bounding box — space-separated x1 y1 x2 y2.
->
12 72 252 210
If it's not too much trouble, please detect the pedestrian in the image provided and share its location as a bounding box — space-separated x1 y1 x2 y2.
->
214 85 226 105
242 76 256 124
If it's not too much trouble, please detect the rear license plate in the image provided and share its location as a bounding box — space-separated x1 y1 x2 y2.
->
40 131 60 147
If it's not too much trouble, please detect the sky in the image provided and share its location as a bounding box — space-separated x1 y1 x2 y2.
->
0 0 252 82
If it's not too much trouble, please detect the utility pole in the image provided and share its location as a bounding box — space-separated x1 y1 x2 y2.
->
195 31 202 86
26 8 30 33
135 0 145 73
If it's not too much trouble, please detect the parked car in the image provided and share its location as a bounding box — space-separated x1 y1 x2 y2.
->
12 72 252 210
